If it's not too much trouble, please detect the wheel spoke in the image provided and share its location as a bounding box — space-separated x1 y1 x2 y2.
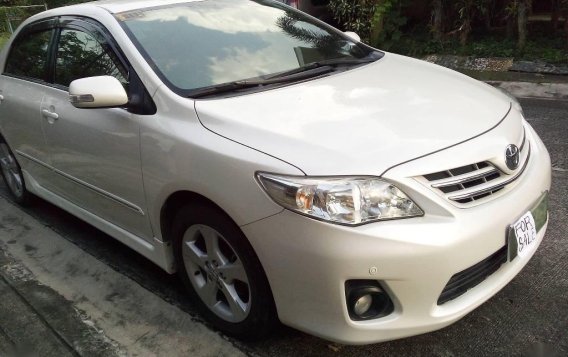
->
182 224 251 323
220 281 248 321
201 227 227 265
0 143 23 197
217 262 248 284
199 279 219 308
182 241 207 269
0 144 10 160
10 174 22 194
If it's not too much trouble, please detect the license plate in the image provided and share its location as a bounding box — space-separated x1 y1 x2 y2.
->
511 211 538 259
507 192 548 262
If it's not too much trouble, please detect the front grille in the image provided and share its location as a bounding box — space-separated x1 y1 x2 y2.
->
423 162 504 204
438 246 508 305
421 128 529 205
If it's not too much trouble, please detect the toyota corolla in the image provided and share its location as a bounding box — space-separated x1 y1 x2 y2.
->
0 0 551 344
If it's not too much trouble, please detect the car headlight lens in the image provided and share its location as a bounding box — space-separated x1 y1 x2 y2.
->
256 173 424 225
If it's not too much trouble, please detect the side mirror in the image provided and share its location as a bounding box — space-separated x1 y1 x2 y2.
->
69 76 128 109
344 31 361 43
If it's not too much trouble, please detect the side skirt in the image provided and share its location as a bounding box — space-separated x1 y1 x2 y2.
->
22 170 176 274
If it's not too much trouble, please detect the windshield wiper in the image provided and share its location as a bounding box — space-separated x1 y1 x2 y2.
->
188 56 378 99
188 65 334 98
265 57 378 80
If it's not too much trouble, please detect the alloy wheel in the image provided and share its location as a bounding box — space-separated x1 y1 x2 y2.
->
182 224 251 323
0 143 24 198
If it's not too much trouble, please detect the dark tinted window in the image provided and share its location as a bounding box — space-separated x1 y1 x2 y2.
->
55 28 128 88
5 29 53 81
118 0 377 92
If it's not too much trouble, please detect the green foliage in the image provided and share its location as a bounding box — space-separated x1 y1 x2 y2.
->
0 1 48 33
371 0 408 49
389 23 568 64
453 0 492 45
0 32 9 50
44 0 90 8
329 0 408 48
329 0 380 42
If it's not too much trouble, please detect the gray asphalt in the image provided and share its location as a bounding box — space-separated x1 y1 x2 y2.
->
0 98 566 356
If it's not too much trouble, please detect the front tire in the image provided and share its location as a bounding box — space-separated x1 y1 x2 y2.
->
172 203 277 340
0 136 30 205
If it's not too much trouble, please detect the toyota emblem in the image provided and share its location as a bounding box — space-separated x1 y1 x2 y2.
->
505 144 520 170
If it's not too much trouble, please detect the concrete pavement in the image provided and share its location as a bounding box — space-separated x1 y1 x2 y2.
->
489 81 568 101
422 54 568 100
0 196 246 357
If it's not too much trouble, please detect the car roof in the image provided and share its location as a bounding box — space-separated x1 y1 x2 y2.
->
86 0 205 14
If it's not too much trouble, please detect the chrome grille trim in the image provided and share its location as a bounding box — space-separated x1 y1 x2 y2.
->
421 126 530 205
449 143 531 201
519 128 527 152
430 165 499 188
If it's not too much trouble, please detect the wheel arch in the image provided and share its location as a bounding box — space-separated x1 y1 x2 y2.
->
160 190 278 316
160 190 225 244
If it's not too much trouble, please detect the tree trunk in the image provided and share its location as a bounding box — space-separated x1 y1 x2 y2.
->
506 15 516 39
518 0 528 50
552 0 560 30
432 0 443 41
565 14 568 49
484 1 493 31
460 19 471 46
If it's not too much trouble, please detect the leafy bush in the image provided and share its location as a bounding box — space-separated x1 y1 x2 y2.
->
389 22 568 64
329 0 408 48
0 32 9 50
329 0 380 42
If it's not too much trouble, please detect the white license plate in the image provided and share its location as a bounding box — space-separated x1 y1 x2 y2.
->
511 211 538 259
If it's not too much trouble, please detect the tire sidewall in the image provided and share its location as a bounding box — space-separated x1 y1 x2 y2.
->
172 204 276 339
0 136 29 205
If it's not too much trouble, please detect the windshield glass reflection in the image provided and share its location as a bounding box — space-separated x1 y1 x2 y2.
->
118 0 377 92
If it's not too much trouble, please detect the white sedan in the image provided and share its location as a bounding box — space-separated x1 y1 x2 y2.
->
0 0 550 344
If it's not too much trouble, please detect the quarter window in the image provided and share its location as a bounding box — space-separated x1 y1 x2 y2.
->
4 29 53 81
54 28 128 88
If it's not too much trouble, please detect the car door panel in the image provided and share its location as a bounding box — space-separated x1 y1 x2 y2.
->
0 25 55 188
0 78 53 185
39 23 153 241
40 89 153 240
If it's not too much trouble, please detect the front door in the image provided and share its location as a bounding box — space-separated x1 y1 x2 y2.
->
0 23 55 186
41 22 153 241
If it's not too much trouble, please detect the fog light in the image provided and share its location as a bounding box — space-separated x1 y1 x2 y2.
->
346 280 394 321
353 294 373 316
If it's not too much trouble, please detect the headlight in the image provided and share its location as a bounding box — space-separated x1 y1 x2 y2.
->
256 173 424 226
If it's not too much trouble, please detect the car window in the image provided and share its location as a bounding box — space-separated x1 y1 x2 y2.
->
55 28 128 88
4 29 53 81
118 0 378 93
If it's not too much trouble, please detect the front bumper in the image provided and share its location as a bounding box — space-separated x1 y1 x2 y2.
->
242 123 551 344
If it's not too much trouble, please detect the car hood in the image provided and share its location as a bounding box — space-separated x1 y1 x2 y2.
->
195 53 513 176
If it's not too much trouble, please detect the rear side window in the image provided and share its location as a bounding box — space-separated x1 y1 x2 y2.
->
54 28 128 88
4 29 53 81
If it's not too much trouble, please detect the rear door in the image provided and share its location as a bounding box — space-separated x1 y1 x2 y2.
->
0 20 55 186
40 18 154 241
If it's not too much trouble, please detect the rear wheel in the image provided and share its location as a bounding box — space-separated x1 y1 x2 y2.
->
0 136 30 205
172 204 277 339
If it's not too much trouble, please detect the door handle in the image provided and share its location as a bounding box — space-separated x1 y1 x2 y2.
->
42 109 59 120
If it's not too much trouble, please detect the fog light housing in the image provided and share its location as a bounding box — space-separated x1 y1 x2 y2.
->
353 294 373 316
346 280 394 321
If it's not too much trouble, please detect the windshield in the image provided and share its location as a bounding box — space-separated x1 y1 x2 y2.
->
117 0 380 95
